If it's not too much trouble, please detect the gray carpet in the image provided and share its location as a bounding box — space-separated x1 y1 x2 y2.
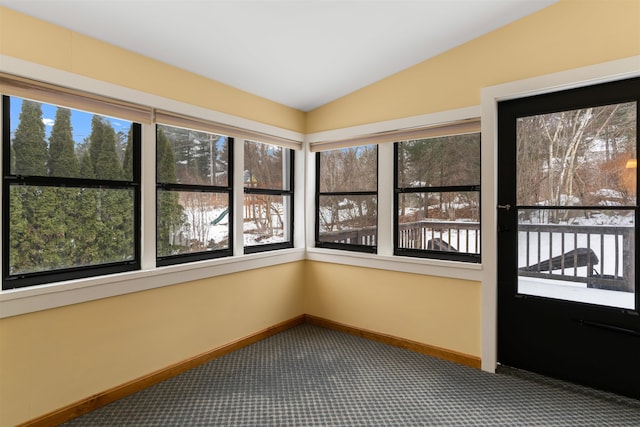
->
62 324 640 426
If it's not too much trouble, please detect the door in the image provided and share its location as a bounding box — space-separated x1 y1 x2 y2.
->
497 77 640 399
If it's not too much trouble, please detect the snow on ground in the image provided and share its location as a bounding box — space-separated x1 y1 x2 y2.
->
518 211 635 309
171 203 288 248
519 277 634 309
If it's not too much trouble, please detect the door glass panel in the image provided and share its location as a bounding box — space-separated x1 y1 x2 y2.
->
516 102 636 309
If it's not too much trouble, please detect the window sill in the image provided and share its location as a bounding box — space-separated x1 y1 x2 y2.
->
0 248 306 319
306 247 482 282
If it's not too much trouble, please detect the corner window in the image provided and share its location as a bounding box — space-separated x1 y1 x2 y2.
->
156 124 233 265
2 95 141 289
244 140 294 253
315 144 378 252
395 133 481 262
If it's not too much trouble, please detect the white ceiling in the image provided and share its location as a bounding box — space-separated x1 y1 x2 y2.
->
1 0 558 111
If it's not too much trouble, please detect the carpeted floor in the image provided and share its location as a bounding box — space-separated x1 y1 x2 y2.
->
62 324 640 426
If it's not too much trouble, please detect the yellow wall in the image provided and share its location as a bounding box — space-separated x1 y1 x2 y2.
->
306 0 640 132
0 262 305 426
0 7 306 133
304 261 481 356
1 1 639 425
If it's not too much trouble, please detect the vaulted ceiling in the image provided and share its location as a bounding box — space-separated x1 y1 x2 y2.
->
0 0 558 111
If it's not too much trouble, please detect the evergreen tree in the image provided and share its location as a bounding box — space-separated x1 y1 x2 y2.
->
83 116 133 262
68 188 100 266
156 127 185 256
48 107 79 177
17 186 68 272
89 116 124 180
8 186 28 274
157 128 177 183
79 151 95 178
13 100 47 176
9 100 68 275
122 127 134 180
95 188 135 262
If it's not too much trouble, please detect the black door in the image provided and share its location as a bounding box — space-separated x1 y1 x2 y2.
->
497 77 640 399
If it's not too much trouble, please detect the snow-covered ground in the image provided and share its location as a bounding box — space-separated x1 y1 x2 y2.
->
517 211 635 309
167 201 288 250
519 277 634 309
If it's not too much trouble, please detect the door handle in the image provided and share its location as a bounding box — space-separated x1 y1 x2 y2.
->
497 204 511 211
579 319 640 337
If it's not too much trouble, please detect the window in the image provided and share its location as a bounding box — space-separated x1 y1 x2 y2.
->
2 95 141 289
395 133 481 262
156 124 233 265
315 144 378 252
244 140 294 253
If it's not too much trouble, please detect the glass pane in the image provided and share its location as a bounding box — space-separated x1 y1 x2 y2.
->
318 145 377 192
397 133 480 188
516 101 636 309
157 124 229 186
397 192 480 253
318 195 377 246
157 190 229 257
517 208 635 309
244 141 290 190
8 96 135 180
243 194 291 246
517 102 637 207
9 185 135 275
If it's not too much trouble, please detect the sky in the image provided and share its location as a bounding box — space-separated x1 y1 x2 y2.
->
8 96 131 145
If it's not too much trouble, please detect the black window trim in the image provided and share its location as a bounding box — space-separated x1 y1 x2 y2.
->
314 147 379 254
243 139 295 254
393 135 482 263
243 143 295 254
155 124 234 267
2 95 142 289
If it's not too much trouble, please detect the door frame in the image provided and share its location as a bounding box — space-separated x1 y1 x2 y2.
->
479 56 640 373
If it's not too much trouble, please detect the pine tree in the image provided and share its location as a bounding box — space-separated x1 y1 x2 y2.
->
79 150 95 178
157 127 177 183
9 100 66 275
69 187 100 266
95 188 135 262
89 116 124 180
17 186 69 272
85 116 133 262
13 100 47 176
8 186 28 274
122 127 134 180
156 127 185 256
48 107 79 177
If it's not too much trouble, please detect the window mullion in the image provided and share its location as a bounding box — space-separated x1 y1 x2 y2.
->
233 138 245 256
141 122 157 270
378 142 394 256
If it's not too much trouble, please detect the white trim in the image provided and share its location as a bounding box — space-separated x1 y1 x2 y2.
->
377 143 394 256
480 55 640 373
294 149 307 249
140 122 157 270
305 149 317 249
305 106 481 146
0 55 305 145
306 247 482 281
233 140 246 256
0 249 305 319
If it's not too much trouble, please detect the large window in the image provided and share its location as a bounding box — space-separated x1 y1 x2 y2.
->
315 144 378 252
2 95 141 289
244 140 294 253
395 133 481 262
156 124 233 265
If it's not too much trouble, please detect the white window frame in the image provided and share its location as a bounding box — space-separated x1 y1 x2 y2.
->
305 106 484 281
480 56 640 373
0 56 305 319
